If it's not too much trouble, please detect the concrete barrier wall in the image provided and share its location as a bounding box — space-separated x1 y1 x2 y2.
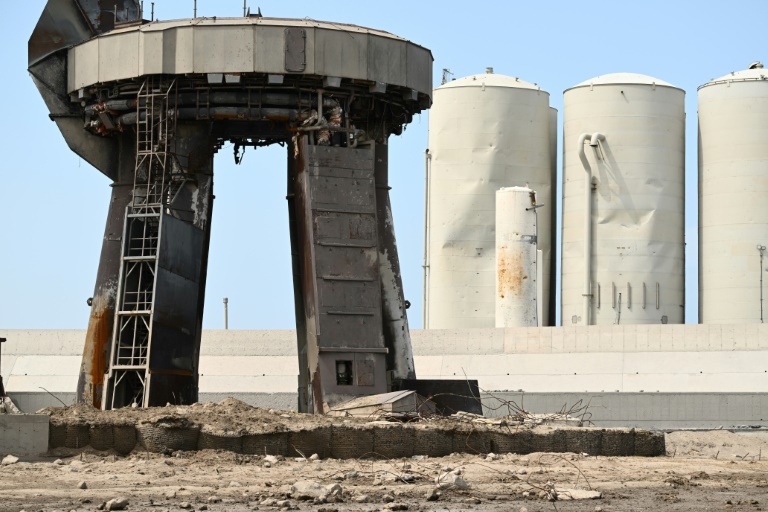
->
2 328 768 428
0 415 49 456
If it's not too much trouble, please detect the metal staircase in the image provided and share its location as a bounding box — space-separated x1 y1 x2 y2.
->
104 78 180 409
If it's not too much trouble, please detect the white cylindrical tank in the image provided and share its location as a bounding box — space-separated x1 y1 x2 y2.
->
561 73 685 326
495 187 540 327
425 70 553 328
699 62 768 324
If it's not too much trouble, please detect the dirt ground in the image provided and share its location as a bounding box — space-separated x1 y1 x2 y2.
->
2 429 768 512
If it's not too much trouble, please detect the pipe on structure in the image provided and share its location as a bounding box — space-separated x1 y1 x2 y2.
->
422 149 431 329
577 132 605 325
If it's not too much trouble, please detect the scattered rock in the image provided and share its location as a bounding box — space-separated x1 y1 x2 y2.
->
352 494 369 503
264 455 279 464
486 453 500 461
400 473 415 483
1 455 19 466
291 480 341 501
105 497 129 511
276 500 291 508
518 469 528 475
386 504 408 511
166 491 177 499
382 494 395 503
199 506 208 511
426 488 440 502
77 481 87 489
53 459 65 465
555 489 602 501
207 496 221 503
229 481 242 487
345 471 361 479
435 470 469 490
309 453 320 461
179 502 192 509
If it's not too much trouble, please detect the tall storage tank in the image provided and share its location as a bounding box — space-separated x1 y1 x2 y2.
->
561 73 685 326
424 70 554 328
699 62 768 324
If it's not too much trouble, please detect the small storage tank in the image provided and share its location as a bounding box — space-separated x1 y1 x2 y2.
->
561 73 685 325
496 187 541 327
699 62 768 324
424 70 554 328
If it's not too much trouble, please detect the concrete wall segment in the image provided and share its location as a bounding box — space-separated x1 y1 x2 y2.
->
0 415 49 456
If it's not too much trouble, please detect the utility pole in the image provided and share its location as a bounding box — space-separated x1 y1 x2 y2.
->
223 298 229 330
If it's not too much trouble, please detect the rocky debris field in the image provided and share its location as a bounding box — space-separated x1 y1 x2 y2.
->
1 429 768 511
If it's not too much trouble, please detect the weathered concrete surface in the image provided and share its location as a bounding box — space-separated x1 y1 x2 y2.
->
42 402 665 458
0 415 49 456
3 328 768 428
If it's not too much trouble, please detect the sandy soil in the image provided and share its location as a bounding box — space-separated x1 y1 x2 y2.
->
2 430 768 512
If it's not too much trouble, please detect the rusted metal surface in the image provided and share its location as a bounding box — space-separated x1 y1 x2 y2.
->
78 181 133 407
290 137 390 411
29 0 141 66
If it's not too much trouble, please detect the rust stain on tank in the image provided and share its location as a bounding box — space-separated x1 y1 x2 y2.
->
497 246 528 299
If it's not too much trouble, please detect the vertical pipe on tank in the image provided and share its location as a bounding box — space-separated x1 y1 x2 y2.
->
423 149 431 328
576 132 605 325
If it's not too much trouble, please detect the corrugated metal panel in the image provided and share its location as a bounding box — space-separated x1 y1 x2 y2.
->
70 40 99 90
193 26 254 73
426 72 553 329
98 31 139 83
253 25 292 74
406 44 433 95
699 64 768 324
139 31 164 75
315 28 367 80
165 26 194 74
561 74 685 326
367 35 406 87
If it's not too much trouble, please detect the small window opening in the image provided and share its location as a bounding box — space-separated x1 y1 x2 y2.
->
336 360 353 385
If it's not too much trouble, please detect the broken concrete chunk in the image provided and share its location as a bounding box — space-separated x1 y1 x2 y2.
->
105 497 129 511
435 471 469 490
77 481 87 489
555 488 602 500
291 480 341 501
2 455 19 466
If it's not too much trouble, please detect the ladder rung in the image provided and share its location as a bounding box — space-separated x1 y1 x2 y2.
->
117 310 151 316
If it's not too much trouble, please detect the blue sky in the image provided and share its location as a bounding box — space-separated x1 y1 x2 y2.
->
1 0 765 329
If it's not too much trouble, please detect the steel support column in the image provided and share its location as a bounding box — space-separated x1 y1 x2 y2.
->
289 136 389 413
78 138 136 407
373 144 416 381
